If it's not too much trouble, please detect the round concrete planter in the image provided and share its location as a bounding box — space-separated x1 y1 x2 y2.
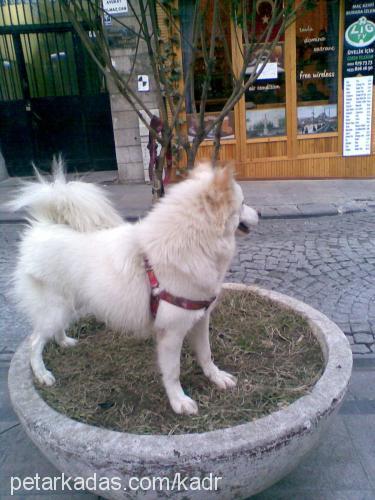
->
9 284 352 500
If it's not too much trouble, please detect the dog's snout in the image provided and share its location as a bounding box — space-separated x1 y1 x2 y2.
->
242 205 259 226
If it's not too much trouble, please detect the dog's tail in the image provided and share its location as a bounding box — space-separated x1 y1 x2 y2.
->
7 156 124 232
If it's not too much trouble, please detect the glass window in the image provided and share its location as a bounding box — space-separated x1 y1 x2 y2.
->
180 0 235 140
245 1 286 138
296 0 339 134
0 35 22 101
21 32 79 98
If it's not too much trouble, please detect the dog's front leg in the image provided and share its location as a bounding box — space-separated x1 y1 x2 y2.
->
156 329 198 415
189 314 237 390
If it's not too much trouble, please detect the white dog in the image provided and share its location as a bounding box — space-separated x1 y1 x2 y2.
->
10 160 258 415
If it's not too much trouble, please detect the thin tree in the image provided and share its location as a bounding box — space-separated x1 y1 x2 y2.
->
59 0 312 199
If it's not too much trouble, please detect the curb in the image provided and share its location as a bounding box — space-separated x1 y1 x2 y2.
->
258 202 368 220
0 211 146 224
0 204 371 224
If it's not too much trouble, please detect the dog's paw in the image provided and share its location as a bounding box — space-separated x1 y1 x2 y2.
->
58 336 78 348
211 370 237 390
37 370 56 386
170 395 198 415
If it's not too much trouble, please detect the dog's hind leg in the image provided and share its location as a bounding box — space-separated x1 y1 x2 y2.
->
30 332 56 386
188 313 237 390
30 298 73 385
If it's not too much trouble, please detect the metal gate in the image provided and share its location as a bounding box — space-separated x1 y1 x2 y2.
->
0 1 116 176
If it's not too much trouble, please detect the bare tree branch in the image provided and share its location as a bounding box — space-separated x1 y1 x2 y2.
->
61 0 311 195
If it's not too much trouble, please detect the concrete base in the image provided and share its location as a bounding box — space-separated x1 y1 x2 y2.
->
8 285 352 500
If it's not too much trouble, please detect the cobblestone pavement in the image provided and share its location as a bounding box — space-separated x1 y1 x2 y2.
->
227 212 375 355
1 212 375 356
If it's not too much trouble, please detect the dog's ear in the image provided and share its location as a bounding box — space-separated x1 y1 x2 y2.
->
213 163 234 192
204 163 234 213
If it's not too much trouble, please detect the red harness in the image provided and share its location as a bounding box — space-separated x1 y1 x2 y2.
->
144 257 216 319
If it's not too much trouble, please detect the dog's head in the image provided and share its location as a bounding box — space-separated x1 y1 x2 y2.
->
190 162 258 236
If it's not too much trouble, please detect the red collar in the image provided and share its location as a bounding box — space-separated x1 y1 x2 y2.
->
144 257 216 319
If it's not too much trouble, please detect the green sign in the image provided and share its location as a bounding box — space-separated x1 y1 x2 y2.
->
345 16 375 48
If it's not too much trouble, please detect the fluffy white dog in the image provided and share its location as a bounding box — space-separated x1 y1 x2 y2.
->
10 160 258 415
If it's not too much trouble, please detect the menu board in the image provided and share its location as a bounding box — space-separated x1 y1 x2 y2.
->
343 76 373 156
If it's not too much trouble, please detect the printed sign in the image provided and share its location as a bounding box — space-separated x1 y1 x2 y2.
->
257 62 278 80
138 75 149 92
103 13 112 26
343 75 373 156
343 1 375 78
103 0 128 16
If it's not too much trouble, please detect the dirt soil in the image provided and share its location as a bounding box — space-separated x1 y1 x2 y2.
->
37 289 324 435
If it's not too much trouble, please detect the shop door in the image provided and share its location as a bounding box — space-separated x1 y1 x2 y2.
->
0 29 116 176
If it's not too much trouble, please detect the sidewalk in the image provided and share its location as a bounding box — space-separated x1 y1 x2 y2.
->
1 171 375 221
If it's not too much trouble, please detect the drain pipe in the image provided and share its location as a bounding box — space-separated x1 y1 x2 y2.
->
0 148 8 181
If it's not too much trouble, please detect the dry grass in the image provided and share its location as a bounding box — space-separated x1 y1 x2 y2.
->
37 290 323 435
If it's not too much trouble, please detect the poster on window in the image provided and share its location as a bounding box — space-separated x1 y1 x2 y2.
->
187 112 235 141
297 104 337 134
246 108 286 138
343 1 375 78
295 0 339 135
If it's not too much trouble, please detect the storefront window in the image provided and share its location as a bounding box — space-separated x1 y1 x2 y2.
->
245 1 286 139
180 0 235 140
296 0 339 134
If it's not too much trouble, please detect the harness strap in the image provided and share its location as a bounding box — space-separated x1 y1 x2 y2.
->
144 257 216 319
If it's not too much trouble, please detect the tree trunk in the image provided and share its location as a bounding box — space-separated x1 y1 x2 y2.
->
186 149 195 169
211 119 223 163
152 147 166 202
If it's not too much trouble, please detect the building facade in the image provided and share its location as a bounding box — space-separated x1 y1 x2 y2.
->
1 0 375 180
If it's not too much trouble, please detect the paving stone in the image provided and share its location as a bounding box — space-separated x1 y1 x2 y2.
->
353 333 374 344
253 413 375 498
351 323 371 334
345 370 375 402
343 414 375 490
352 344 371 354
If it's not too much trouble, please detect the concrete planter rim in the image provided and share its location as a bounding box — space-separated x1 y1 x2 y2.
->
8 284 352 463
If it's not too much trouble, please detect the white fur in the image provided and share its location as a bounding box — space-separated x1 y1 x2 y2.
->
11 161 258 414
